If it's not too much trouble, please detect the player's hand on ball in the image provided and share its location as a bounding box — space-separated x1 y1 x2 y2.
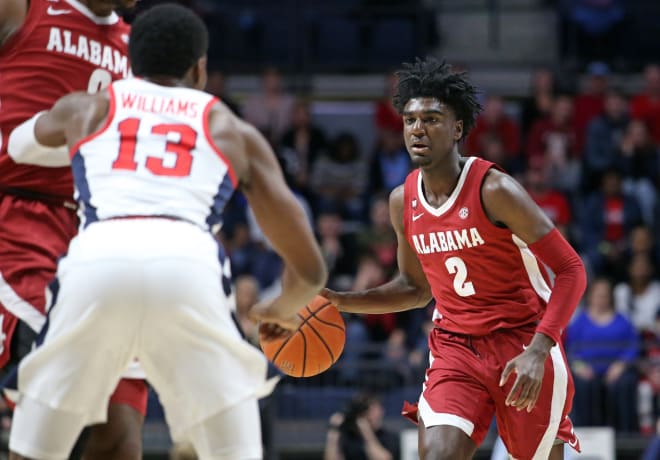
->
248 300 301 342
499 347 546 413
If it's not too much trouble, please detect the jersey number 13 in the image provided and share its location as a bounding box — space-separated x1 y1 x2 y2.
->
112 118 197 177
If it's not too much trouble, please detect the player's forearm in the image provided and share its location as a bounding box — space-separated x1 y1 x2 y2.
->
273 265 327 318
7 112 71 167
529 229 587 344
328 274 431 314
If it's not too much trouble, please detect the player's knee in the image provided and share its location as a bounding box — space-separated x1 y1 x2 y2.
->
422 441 464 460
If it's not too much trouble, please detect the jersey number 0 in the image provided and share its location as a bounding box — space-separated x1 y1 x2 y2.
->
113 118 197 177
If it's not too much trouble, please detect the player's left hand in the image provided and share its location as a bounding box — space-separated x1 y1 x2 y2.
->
499 347 547 412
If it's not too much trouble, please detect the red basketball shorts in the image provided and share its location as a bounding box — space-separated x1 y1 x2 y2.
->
418 324 579 460
0 193 148 415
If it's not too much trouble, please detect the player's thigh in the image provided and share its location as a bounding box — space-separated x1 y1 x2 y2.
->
418 360 495 449
139 259 269 440
185 397 262 460
495 343 572 460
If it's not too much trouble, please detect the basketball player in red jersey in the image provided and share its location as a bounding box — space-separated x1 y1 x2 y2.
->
323 58 587 460
0 1 147 459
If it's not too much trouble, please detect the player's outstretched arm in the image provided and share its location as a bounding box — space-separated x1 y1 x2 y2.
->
8 91 105 166
482 169 586 411
0 0 27 46
226 115 327 330
323 185 432 314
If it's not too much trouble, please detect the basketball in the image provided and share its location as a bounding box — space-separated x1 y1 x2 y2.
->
260 295 345 378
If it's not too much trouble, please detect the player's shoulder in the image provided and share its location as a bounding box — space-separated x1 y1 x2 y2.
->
480 167 519 197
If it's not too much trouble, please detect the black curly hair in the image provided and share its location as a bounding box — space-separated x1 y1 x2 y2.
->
393 57 482 138
129 3 208 79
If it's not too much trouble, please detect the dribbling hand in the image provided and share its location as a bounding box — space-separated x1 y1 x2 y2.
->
248 300 301 342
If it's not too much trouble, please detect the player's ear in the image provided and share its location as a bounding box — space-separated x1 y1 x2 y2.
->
192 56 208 91
454 119 463 141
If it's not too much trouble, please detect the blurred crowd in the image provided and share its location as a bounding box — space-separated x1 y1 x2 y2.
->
215 62 660 437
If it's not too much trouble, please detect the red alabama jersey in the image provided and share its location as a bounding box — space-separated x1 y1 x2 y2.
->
403 157 552 336
0 0 130 198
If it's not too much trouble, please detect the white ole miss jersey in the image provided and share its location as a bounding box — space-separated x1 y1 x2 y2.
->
70 78 236 230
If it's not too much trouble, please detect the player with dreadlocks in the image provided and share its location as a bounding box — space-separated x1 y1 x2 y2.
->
323 58 586 460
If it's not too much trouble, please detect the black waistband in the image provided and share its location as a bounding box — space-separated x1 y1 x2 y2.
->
0 186 77 210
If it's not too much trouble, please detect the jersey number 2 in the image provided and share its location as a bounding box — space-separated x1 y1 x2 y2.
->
113 118 197 177
445 256 476 297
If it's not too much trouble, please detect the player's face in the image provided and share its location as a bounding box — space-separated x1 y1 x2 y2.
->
402 97 463 168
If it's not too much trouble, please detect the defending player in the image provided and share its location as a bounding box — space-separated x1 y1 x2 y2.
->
7 4 326 459
322 59 587 460
0 0 147 458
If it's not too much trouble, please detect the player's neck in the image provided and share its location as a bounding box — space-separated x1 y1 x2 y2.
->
419 150 463 199
78 0 115 17
142 76 189 88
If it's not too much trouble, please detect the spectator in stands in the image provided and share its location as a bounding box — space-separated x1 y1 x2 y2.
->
638 310 660 436
580 169 644 280
374 72 403 138
311 132 368 220
325 393 399 460
520 67 556 139
478 134 510 172
625 225 660 273
279 99 328 198
524 156 573 239
574 61 610 154
242 66 295 145
316 207 358 290
527 94 581 191
368 128 411 196
614 253 660 334
227 221 283 291
631 64 660 144
464 95 521 169
565 278 640 433
356 194 398 276
205 70 241 116
616 119 659 225
583 87 629 192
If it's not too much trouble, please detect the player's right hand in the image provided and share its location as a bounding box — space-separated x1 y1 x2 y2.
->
248 299 302 341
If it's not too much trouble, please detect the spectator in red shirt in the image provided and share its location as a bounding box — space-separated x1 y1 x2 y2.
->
631 64 660 144
524 157 572 239
464 95 521 162
527 94 581 191
374 71 404 136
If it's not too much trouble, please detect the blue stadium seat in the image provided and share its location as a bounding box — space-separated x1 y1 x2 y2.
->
315 16 362 68
370 18 418 65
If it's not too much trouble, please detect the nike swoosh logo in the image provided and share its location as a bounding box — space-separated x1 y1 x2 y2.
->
412 213 424 221
47 6 72 15
568 437 578 448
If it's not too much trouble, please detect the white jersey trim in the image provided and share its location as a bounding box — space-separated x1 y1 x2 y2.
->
512 235 552 302
64 0 119 25
417 156 476 217
531 345 568 459
0 272 45 333
418 395 476 436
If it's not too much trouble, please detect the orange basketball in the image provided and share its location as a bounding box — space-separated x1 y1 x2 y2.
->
260 295 345 377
